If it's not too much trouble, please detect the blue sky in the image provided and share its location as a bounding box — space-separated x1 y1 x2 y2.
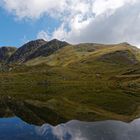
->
0 0 140 48
0 7 61 47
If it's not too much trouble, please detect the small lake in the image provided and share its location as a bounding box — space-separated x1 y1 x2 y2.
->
0 117 140 140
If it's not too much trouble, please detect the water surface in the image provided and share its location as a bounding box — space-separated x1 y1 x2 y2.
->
0 117 140 140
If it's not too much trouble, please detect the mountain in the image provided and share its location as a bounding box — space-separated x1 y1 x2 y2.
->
0 47 17 62
0 39 140 125
7 39 69 64
26 42 140 66
25 39 69 61
8 39 47 63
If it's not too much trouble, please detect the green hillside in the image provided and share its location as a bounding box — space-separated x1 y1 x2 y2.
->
0 40 140 125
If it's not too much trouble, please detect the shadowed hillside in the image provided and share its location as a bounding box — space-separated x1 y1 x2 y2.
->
0 47 17 62
8 39 47 63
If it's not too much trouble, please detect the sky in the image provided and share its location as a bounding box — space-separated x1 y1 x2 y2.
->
0 0 140 47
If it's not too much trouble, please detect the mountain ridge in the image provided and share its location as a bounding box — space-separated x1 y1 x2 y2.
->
7 39 47 64
0 39 140 124
0 39 139 67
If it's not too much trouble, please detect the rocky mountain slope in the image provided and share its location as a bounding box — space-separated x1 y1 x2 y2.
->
0 46 17 62
8 39 47 63
7 39 69 64
0 39 140 125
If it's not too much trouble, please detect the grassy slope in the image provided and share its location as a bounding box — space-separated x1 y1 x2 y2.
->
0 43 140 124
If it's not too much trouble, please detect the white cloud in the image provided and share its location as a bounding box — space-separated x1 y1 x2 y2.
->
36 122 88 140
1 0 67 19
1 0 140 46
50 0 140 47
37 30 50 41
92 0 136 16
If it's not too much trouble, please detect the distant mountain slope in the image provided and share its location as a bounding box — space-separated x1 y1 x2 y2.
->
0 46 17 62
75 43 140 66
8 39 69 64
25 39 69 61
25 43 107 66
26 42 140 67
8 39 47 63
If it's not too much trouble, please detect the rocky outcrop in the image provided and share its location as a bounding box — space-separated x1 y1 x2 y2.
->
0 47 17 62
7 39 69 64
8 39 47 63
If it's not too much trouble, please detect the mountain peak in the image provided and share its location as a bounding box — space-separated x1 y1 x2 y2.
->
7 39 69 64
47 39 69 45
24 39 69 61
8 39 47 63
119 42 131 46
23 39 47 47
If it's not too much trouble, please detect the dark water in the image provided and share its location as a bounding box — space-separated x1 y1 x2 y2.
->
0 117 140 140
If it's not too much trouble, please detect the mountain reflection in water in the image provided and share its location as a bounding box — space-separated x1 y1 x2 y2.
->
0 117 140 140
